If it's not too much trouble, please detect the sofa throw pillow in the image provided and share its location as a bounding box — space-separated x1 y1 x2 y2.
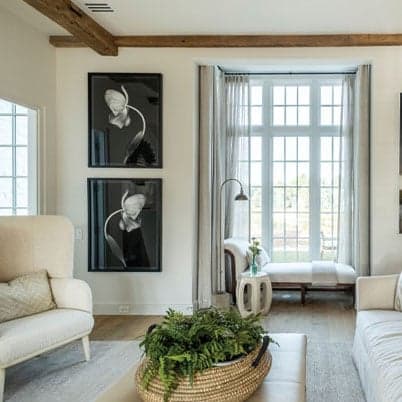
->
0 270 56 323
246 246 271 268
395 273 402 312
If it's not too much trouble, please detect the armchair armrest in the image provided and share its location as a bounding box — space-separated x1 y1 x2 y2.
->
356 275 399 311
50 278 93 314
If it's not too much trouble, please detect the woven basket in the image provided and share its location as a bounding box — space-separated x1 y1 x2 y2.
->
135 337 272 402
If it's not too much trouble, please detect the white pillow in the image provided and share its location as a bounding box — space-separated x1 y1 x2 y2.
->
246 247 270 268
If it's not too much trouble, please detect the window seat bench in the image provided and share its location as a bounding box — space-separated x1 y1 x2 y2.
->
224 239 356 305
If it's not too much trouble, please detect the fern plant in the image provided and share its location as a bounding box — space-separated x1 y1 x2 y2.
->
139 307 276 401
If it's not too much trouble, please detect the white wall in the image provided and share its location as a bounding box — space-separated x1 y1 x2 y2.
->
0 7 56 213
55 46 402 314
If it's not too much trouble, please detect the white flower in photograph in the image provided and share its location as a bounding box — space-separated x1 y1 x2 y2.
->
104 86 132 129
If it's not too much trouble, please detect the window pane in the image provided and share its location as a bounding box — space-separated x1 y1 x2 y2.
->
238 136 249 160
251 212 261 237
320 214 333 238
333 106 341 125
0 99 12 114
298 188 309 212
273 162 284 185
250 162 261 186
298 106 310 126
0 209 12 216
285 213 297 237
16 116 28 145
321 86 332 105
251 106 262 126
333 137 340 161
320 106 332 125
298 213 309 237
321 188 332 212
286 106 297 125
273 187 284 212
273 106 284 125
251 86 262 105
285 162 297 186
285 188 297 212
298 239 310 261
286 137 297 160
321 137 332 161
273 213 284 237
0 116 12 145
333 86 342 105
0 147 13 176
250 137 262 160
251 187 262 212
16 209 28 216
16 147 28 176
298 162 309 186
333 163 339 187
298 137 309 160
286 86 297 105
16 178 28 207
321 162 332 186
333 188 339 211
0 178 12 207
298 86 310 105
273 86 285 105
273 137 284 160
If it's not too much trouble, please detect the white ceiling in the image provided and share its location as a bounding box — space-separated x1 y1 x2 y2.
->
1 0 402 36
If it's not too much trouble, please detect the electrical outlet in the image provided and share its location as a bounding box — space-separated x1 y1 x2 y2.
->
75 227 83 241
118 304 130 313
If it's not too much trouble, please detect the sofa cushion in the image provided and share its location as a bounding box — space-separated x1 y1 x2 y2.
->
0 270 56 323
356 310 402 402
0 308 94 367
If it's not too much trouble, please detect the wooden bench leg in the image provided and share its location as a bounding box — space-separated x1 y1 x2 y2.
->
301 286 306 305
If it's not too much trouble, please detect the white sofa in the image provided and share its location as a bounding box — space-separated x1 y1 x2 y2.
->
0 216 94 401
352 274 402 402
224 238 356 304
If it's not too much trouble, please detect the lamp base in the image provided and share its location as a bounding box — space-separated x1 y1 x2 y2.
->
212 292 232 310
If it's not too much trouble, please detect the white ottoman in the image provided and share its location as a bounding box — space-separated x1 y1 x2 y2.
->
237 272 273 317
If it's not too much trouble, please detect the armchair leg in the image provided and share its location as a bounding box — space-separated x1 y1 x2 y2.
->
81 336 91 362
0 368 5 402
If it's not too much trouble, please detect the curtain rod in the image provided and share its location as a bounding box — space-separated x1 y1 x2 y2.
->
223 71 357 76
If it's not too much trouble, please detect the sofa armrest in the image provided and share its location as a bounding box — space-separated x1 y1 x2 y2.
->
50 278 93 314
356 275 399 311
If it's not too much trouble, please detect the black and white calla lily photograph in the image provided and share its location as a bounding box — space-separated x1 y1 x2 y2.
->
88 178 162 272
88 73 162 168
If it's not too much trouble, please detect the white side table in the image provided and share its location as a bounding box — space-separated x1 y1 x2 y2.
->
236 271 272 317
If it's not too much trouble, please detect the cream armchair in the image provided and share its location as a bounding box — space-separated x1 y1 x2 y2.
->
0 216 94 401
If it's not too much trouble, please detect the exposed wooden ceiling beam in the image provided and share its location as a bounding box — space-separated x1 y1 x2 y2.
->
23 0 117 56
49 33 402 49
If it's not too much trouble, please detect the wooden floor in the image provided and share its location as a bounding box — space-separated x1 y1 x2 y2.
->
92 290 356 343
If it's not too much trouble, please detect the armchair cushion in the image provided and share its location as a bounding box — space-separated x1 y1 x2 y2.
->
50 278 93 313
0 309 94 367
0 270 55 323
356 275 399 311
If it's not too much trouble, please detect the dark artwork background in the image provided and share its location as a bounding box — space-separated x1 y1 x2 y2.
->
89 73 162 168
88 178 162 272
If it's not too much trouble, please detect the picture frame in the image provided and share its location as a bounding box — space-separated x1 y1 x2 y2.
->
88 178 162 272
88 73 162 168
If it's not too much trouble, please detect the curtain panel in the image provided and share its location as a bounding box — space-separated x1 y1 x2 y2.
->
196 66 225 309
337 65 371 276
224 75 250 240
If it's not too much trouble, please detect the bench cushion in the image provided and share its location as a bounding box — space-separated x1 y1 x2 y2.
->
0 308 94 367
261 262 356 285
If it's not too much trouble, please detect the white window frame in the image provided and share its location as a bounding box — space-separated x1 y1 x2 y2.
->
0 100 38 216
246 74 349 262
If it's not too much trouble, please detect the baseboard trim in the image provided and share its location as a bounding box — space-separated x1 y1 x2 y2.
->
93 303 193 315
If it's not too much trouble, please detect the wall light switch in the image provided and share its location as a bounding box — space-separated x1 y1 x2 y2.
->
75 227 83 241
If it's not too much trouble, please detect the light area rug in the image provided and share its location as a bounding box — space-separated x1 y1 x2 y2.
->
4 340 142 402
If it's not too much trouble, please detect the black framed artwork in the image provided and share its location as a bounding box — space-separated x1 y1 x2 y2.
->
88 178 162 272
88 73 162 168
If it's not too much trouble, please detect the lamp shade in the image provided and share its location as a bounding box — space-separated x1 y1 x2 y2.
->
235 189 248 201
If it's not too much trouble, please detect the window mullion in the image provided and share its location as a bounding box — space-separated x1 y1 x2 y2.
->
310 81 321 260
12 105 17 215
